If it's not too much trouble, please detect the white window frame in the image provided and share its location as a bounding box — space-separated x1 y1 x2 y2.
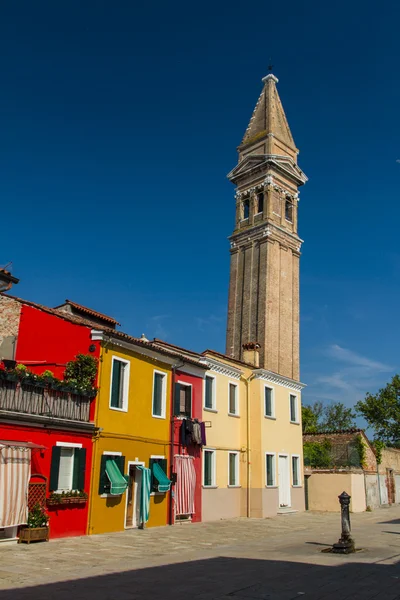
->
228 451 240 488
264 385 275 419
228 381 239 416
291 454 302 487
55 442 83 493
265 452 277 488
289 393 299 424
203 448 217 488
175 380 192 418
109 356 130 412
204 374 217 412
152 370 167 419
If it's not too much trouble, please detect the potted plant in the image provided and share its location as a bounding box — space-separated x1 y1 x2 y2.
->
18 503 49 544
47 490 88 506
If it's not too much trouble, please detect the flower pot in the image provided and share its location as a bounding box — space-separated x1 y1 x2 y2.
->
47 496 87 506
18 526 49 544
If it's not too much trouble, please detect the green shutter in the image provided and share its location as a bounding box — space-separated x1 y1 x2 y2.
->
111 360 122 408
99 455 110 494
115 455 126 477
185 386 191 417
153 373 162 416
149 458 156 492
205 377 212 409
73 448 87 490
174 383 181 416
49 446 62 491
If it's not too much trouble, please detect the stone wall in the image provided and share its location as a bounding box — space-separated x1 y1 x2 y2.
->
303 431 377 472
0 295 21 360
380 448 400 474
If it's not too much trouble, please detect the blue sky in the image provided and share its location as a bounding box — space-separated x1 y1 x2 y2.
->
1 0 399 415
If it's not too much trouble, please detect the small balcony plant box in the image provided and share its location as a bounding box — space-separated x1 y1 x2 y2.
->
47 490 88 506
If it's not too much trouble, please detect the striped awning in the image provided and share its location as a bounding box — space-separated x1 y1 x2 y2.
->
105 460 128 495
174 455 196 516
152 462 171 493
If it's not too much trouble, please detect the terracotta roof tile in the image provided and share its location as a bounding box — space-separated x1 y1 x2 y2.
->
55 299 120 326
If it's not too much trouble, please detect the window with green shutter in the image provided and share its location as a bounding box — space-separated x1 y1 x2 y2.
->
205 376 215 410
98 454 126 495
290 394 298 422
149 457 168 492
228 383 238 415
203 449 215 487
228 452 239 486
266 453 275 487
110 357 129 410
174 383 191 417
264 387 274 417
152 371 166 418
49 445 87 492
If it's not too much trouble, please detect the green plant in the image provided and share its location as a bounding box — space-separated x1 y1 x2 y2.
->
374 440 385 465
303 439 332 468
64 355 98 393
27 503 49 528
355 434 367 468
42 370 55 379
48 490 88 501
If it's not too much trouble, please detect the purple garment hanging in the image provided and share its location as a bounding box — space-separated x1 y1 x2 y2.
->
200 421 206 446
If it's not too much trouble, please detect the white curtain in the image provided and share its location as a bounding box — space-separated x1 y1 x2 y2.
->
0 446 31 528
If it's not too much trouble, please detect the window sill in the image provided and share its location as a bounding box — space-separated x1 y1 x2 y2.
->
228 413 240 418
109 406 128 413
227 485 241 489
292 485 303 488
285 218 293 223
264 415 276 420
202 485 218 489
204 407 218 413
265 485 278 489
290 421 300 425
152 414 166 420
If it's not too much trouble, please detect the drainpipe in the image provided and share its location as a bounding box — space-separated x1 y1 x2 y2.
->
243 373 255 518
168 360 184 525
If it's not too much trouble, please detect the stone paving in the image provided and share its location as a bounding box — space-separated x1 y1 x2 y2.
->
1 507 400 598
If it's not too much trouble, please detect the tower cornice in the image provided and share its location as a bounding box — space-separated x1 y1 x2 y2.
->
229 221 303 253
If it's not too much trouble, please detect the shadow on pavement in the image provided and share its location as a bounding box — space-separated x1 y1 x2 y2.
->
0 556 400 600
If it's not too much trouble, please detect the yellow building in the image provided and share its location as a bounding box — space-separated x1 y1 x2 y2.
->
87 330 198 535
202 349 305 520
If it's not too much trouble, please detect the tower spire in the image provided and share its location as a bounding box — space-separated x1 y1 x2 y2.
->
241 71 297 159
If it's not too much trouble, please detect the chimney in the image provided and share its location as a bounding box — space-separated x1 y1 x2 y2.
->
242 342 261 367
0 267 19 293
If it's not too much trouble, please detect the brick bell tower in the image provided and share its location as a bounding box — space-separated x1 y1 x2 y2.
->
225 72 307 380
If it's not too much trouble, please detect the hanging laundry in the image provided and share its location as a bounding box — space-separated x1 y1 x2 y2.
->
200 421 207 446
180 419 187 446
192 421 201 445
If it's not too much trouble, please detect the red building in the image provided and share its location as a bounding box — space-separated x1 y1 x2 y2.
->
153 340 207 524
0 294 111 540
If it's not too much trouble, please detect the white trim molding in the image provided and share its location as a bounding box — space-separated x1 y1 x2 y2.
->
253 369 306 392
109 355 130 413
56 441 83 448
152 369 167 419
204 357 242 380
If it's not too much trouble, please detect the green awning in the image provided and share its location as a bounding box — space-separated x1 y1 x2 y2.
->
152 462 171 493
105 459 128 495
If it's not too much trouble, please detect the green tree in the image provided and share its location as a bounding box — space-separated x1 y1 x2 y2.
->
302 401 323 433
322 402 356 432
356 375 400 446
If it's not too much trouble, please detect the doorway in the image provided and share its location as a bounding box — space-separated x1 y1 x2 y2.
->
278 455 291 508
125 463 144 529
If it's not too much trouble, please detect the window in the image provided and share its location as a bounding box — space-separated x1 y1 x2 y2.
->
98 454 126 495
285 198 293 222
203 449 216 487
152 371 166 418
110 357 129 411
228 452 239 487
204 375 216 410
257 192 264 214
266 453 276 487
49 445 86 492
264 386 274 417
292 456 300 486
174 382 192 417
290 394 298 423
149 457 170 493
242 199 249 220
228 382 238 415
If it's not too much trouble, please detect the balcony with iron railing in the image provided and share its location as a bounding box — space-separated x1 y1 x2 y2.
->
0 379 93 423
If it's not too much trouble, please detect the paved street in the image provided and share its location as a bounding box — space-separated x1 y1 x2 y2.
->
1 507 400 599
